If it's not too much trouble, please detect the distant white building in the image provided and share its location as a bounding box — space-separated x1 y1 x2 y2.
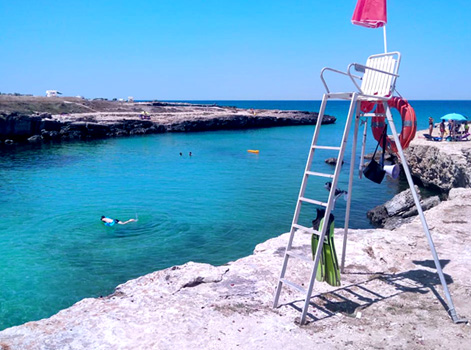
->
46 90 62 97
128 96 134 102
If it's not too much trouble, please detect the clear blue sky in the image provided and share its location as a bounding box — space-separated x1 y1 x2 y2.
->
1 1 470 100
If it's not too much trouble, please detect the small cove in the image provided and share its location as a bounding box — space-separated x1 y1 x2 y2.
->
1 100 469 330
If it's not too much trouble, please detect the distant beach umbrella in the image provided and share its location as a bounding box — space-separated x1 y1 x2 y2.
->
351 0 388 52
440 113 467 121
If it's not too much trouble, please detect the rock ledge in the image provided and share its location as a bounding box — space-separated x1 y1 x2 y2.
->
1 189 470 349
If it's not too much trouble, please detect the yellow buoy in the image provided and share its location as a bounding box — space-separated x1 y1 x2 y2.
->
247 150 259 154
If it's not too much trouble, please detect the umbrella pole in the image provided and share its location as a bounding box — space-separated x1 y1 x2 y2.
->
383 26 388 53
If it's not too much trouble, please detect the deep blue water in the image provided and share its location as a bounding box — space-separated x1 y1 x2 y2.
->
1 100 470 330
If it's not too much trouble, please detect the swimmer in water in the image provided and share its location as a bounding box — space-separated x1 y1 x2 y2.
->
101 216 137 226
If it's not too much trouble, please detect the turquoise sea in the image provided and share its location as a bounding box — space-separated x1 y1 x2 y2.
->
1 100 471 330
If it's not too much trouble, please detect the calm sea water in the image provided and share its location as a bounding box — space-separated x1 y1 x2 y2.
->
1 100 470 330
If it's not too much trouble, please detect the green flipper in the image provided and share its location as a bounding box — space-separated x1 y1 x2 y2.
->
311 212 341 286
311 219 325 282
324 221 341 286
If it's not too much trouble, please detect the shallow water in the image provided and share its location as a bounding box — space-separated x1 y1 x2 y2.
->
1 100 470 330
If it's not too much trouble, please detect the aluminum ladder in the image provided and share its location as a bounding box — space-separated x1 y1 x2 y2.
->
272 92 360 325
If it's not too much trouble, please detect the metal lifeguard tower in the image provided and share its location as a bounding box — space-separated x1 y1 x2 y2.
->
272 52 467 326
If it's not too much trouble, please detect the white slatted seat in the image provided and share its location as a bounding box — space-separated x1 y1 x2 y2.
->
320 52 401 101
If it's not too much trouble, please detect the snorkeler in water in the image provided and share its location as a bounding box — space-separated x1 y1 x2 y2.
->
101 216 137 226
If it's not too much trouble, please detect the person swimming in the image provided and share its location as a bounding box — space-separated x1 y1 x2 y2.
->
101 216 137 226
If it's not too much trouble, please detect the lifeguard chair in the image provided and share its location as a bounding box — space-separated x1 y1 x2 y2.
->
273 52 466 325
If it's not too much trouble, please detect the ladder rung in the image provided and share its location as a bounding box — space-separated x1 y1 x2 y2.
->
312 145 341 151
293 224 328 243
306 171 334 179
362 113 386 117
293 223 316 234
287 250 313 264
299 197 327 206
280 278 306 294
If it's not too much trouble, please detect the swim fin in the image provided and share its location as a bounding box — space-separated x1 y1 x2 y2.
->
324 221 341 286
311 208 341 286
311 231 325 282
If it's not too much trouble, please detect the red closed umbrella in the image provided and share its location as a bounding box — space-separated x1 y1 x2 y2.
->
351 0 388 51
352 0 387 28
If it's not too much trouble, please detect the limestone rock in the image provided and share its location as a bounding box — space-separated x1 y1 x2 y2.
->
404 131 471 191
401 195 440 218
366 204 388 226
448 187 471 200
367 186 441 229
129 127 148 135
27 135 42 143
382 215 414 230
0 98 337 144
383 186 420 216
325 157 343 165
0 113 42 141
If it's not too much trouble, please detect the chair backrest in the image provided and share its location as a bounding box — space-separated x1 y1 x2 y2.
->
360 52 401 97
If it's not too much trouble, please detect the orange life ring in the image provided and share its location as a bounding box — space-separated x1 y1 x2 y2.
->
371 97 416 154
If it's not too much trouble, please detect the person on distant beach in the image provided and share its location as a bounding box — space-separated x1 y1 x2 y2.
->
448 120 454 140
439 120 446 140
101 216 137 226
464 121 469 134
428 117 434 136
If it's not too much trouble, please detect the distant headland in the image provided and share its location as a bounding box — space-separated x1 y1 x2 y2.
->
0 95 336 144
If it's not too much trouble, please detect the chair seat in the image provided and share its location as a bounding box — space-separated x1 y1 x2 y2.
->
321 52 401 99
325 92 391 101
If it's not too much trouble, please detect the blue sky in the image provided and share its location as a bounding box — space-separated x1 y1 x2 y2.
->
1 1 470 100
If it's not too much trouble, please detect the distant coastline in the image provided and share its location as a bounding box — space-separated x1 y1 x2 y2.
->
0 96 336 145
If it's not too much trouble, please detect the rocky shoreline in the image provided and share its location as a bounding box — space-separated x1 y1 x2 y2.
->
365 130 471 229
404 131 471 192
0 96 335 144
1 187 469 349
1 109 470 348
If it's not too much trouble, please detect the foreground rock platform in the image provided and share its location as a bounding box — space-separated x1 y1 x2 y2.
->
1 188 469 349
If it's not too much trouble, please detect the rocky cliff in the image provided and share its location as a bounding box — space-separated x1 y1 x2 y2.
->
365 131 471 229
367 186 441 229
405 131 471 192
0 97 335 144
1 188 470 349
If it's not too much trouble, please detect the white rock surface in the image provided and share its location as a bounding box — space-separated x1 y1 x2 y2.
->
405 131 471 191
1 189 470 349
383 186 420 216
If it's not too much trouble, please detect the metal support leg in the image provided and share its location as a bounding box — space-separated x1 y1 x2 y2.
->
384 103 467 324
341 106 360 272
